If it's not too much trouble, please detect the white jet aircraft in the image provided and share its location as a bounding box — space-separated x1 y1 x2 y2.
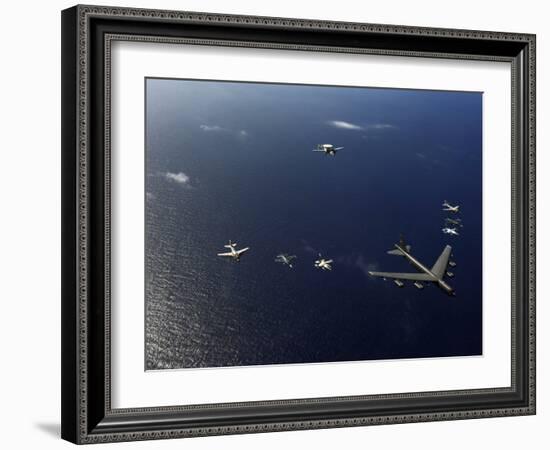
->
312 144 344 156
442 227 459 236
442 200 460 213
314 254 333 271
217 240 249 261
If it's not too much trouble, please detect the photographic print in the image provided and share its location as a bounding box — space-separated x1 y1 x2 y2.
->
144 78 482 371
61 8 535 441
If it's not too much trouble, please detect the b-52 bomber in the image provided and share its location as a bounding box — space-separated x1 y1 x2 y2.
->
368 235 456 296
312 144 344 156
217 240 249 261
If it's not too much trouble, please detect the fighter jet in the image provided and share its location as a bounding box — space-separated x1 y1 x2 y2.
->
442 227 459 236
442 200 460 213
445 217 463 227
217 240 249 261
275 253 297 268
368 235 455 296
312 144 344 156
314 254 333 271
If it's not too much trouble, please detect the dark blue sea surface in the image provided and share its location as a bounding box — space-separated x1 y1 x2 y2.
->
144 78 483 370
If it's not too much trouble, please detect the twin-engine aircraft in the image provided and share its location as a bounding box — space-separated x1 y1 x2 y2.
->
217 240 249 261
442 200 460 213
313 144 344 156
368 236 456 296
314 254 333 271
442 227 460 236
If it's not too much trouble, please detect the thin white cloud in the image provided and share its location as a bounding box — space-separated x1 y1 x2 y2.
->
165 172 190 185
328 121 397 131
200 125 249 139
327 120 363 130
366 123 396 130
200 124 224 132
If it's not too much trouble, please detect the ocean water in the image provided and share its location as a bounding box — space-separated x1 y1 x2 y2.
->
144 78 483 370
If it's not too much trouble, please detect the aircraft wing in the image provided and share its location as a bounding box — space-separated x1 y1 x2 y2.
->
235 247 249 255
368 271 435 281
431 245 452 279
334 147 344 150
312 149 325 152
217 252 233 257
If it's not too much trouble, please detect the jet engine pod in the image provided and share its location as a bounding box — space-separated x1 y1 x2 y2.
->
394 279 404 288
414 281 424 289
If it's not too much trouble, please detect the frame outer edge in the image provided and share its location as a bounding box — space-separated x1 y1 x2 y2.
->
64 4 537 444
527 34 536 414
61 5 80 445
76 3 534 41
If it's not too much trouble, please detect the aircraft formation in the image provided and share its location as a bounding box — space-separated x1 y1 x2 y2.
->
217 144 461 297
218 241 333 271
218 144 344 268
442 201 463 237
369 201 462 295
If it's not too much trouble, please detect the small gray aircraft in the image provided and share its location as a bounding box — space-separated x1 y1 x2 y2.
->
368 236 455 296
275 253 297 268
217 240 249 261
313 144 344 156
445 217 463 227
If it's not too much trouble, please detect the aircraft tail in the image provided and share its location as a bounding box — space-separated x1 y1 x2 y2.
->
431 245 452 279
387 246 411 255
390 234 411 254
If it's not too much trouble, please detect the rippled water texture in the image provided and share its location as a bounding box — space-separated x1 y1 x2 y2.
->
145 79 483 370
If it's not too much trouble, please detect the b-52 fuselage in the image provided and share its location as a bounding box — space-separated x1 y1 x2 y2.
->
368 237 455 296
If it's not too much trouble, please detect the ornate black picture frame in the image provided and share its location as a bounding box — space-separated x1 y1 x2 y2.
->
61 4 536 444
